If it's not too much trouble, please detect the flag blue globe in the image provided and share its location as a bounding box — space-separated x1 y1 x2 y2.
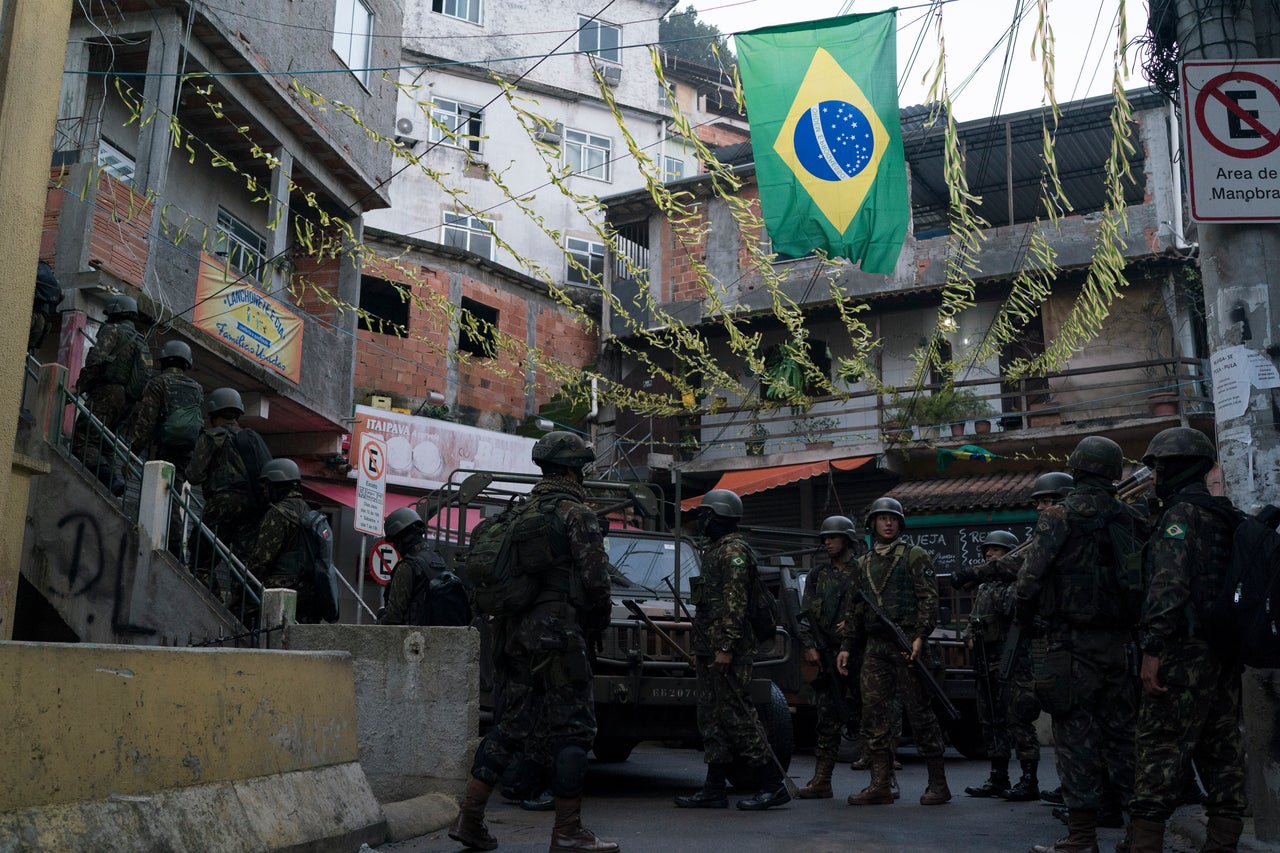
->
793 100 875 182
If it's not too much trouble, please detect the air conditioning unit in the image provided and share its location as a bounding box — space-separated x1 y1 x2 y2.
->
599 64 622 88
535 121 564 145
395 116 423 145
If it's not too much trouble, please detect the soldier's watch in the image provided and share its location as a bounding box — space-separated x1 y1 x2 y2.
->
718 646 731 654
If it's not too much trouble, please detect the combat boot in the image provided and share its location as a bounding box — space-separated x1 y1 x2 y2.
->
736 762 792 810
522 789 555 811
965 758 1011 798
1003 760 1040 801
920 757 952 805
674 762 729 809
549 797 619 852
1042 785 1065 805
449 778 498 851
1122 817 1165 853
889 770 900 800
1031 808 1100 853
1201 815 1243 853
798 756 835 799
847 752 895 805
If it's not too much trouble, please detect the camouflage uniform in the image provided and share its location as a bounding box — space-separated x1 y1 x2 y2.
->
841 538 946 758
379 539 450 625
186 422 259 561
1130 483 1246 824
964 564 1039 762
469 476 613 788
798 552 861 762
688 530 770 767
72 318 151 474
1014 480 1142 814
121 366 205 486
249 490 321 621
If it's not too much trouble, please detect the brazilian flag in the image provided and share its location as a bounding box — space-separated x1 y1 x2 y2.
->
737 12 908 274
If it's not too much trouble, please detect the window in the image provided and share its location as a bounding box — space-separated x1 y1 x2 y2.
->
432 0 481 24
97 138 135 185
333 0 373 86
442 212 494 259
358 276 409 335
566 237 605 286
458 297 498 357
429 98 484 153
658 82 672 109
578 16 621 63
214 208 267 284
563 129 611 182
662 156 685 182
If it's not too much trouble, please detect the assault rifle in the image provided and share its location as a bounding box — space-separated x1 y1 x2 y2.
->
971 631 997 714
858 589 961 721
817 645 859 739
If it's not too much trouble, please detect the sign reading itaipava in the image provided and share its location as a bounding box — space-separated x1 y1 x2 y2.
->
194 256 304 382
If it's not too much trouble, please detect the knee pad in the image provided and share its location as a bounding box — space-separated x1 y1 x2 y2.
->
550 745 589 799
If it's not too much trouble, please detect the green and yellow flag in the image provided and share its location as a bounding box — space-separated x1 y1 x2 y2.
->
737 11 908 274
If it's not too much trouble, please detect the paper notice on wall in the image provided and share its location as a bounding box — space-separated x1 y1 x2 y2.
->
1211 344 1280 420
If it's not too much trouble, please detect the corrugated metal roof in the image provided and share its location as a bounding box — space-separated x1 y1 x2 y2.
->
885 471 1043 514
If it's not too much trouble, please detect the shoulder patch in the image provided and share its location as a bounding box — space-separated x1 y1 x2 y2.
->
729 555 747 568
1163 522 1187 540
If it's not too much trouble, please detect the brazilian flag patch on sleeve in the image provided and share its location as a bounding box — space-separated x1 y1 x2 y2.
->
729 555 747 568
1163 522 1187 540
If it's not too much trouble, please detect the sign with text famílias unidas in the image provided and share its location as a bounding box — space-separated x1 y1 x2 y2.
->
1182 60 1280 222
194 255 304 382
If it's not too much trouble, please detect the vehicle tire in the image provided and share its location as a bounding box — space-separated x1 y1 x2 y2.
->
726 683 794 789
944 702 987 760
591 738 637 763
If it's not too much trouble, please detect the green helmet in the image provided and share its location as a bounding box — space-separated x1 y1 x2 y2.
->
818 515 858 543
259 458 300 484
864 496 905 529
531 430 594 470
104 294 138 317
206 387 244 417
1067 435 1124 480
384 507 424 540
1030 472 1074 501
699 488 743 520
158 340 192 369
980 530 1020 551
1143 427 1216 466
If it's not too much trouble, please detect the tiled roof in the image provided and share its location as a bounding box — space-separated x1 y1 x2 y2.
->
885 471 1043 514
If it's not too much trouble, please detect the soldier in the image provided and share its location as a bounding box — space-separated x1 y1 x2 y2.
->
29 259 62 353
120 340 205 490
246 459 323 622
1016 436 1145 853
379 507 471 627
186 387 262 562
836 497 951 807
1125 428 1247 851
674 488 790 812
72 294 152 489
450 431 618 853
796 515 864 800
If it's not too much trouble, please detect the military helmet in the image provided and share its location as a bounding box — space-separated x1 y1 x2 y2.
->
158 340 193 368
1067 435 1124 480
259 458 300 484
980 530 1020 551
1030 471 1074 500
699 488 743 520
104 294 138 317
206 387 244 417
818 515 858 543
1143 427 1216 466
531 430 594 470
864 496 905 529
384 507 425 540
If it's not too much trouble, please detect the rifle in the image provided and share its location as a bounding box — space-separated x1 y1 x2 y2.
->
858 588 962 721
998 623 1022 682
817 645 859 738
971 630 997 714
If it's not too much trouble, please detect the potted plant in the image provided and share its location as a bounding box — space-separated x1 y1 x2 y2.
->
793 415 839 449
884 390 994 440
745 421 769 456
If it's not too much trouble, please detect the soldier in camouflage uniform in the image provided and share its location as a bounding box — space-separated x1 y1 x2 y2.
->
1124 428 1247 852
837 497 951 807
72 294 152 490
674 488 791 812
1016 436 1146 853
796 515 865 799
378 506 469 627
186 388 260 564
120 340 204 491
247 459 322 622
450 431 618 853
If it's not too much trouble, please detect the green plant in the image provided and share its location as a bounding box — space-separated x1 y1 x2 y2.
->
886 389 994 427
792 415 839 443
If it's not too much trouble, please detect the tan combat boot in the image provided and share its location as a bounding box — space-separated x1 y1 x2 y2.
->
1030 807 1100 853
847 752 895 805
1201 815 1244 853
798 756 836 799
919 757 952 805
549 797 619 852
449 777 498 851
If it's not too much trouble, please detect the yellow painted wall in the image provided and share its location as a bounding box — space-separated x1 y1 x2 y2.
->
0 642 360 812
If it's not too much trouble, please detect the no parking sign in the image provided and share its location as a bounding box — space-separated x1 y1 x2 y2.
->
367 538 399 585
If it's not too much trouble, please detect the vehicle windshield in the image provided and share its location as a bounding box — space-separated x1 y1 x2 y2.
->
605 534 699 596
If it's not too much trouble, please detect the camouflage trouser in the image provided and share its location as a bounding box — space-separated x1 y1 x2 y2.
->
812 656 861 761
861 636 945 758
694 654 770 766
1042 628 1136 812
976 643 1040 761
71 384 129 477
1130 640 1247 822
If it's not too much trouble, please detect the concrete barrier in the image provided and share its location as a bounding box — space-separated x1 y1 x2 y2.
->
0 641 386 851
282 624 480 803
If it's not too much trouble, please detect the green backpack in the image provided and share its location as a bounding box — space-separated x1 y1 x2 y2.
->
465 494 570 617
156 377 204 454
102 325 151 401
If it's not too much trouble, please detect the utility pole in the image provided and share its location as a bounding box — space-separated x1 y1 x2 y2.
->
1174 0 1280 840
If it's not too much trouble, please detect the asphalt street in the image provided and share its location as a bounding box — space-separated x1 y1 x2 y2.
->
375 744 1211 853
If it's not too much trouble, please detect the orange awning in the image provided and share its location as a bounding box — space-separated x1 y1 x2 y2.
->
680 456 873 509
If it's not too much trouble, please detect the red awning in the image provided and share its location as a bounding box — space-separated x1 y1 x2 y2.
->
680 456 873 509
302 479 421 514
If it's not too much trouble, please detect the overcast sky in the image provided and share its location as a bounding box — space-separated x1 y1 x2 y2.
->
680 0 1152 122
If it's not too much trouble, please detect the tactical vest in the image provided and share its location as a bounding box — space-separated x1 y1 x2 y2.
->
1166 491 1239 631
263 497 309 580
1042 491 1138 628
861 543 918 632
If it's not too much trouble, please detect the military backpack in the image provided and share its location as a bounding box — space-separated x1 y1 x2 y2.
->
157 377 205 454
296 508 340 623
102 325 151 401
465 493 572 617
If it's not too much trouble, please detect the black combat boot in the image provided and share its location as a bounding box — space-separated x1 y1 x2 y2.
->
1041 785 1065 805
964 758 1011 798
674 762 730 808
1002 760 1040 801
736 762 792 810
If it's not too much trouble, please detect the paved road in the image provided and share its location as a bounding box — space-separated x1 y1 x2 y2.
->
376 744 1201 853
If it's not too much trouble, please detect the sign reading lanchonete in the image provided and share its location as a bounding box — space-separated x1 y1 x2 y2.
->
1182 60 1280 222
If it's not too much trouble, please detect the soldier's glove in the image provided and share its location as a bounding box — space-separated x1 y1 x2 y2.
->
951 565 981 591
